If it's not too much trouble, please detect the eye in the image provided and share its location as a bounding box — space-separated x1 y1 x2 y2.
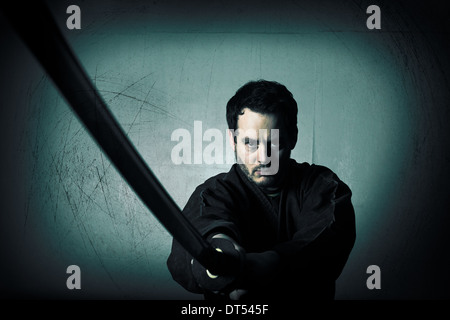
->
244 138 258 151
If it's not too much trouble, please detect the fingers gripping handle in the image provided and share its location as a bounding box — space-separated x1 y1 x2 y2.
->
191 238 245 293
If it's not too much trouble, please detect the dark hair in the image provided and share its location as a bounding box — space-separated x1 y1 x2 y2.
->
226 80 298 149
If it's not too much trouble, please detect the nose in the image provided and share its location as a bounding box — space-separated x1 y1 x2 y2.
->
257 142 270 165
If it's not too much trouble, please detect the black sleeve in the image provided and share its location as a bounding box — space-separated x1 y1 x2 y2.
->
167 237 203 293
272 168 356 282
166 179 242 294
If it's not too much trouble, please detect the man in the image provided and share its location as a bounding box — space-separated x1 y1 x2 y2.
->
167 80 356 300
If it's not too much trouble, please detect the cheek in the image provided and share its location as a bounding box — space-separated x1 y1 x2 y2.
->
236 144 257 163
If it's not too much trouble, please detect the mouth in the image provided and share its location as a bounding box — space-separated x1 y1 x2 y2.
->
253 167 270 176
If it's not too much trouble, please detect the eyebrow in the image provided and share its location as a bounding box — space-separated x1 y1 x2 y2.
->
242 137 257 143
242 137 276 145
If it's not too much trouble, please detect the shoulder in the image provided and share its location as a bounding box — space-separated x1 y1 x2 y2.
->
289 159 336 181
195 164 242 194
184 165 245 206
288 160 351 195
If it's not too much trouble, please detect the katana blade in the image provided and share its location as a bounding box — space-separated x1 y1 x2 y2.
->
1 1 233 275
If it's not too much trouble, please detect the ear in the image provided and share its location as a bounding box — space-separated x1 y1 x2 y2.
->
289 128 298 150
227 129 236 152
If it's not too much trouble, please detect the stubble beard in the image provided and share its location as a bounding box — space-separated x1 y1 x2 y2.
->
235 151 286 190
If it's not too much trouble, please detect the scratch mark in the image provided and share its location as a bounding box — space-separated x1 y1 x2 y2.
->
126 79 157 138
52 151 125 295
96 164 114 219
106 72 154 104
99 89 191 127
206 36 226 106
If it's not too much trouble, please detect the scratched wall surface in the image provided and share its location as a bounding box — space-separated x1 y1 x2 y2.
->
1 0 449 299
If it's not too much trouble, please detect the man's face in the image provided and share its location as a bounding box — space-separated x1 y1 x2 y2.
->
229 108 290 191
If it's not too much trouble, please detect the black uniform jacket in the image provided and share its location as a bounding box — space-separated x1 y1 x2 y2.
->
167 159 356 300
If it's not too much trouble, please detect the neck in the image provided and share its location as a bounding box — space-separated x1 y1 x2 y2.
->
259 184 282 196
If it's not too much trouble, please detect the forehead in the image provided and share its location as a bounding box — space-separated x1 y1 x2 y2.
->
237 108 281 132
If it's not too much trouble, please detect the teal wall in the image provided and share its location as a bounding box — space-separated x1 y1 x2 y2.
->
1 0 449 299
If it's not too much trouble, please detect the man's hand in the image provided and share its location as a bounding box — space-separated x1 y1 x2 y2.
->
191 233 281 297
229 251 280 299
191 233 244 293
243 251 280 287
211 233 245 253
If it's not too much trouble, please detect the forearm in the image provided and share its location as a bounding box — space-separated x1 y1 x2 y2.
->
272 201 356 280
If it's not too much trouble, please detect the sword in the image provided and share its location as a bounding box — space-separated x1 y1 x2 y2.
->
1 1 237 276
